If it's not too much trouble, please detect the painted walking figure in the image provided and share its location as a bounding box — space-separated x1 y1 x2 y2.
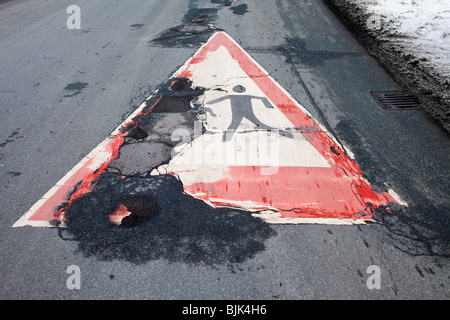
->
206 85 291 141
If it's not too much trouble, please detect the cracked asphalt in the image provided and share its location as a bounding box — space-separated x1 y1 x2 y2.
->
0 0 448 300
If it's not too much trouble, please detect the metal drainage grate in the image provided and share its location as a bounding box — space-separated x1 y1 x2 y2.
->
371 91 421 110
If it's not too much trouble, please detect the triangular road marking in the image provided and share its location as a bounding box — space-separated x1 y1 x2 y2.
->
13 31 401 227
161 32 401 223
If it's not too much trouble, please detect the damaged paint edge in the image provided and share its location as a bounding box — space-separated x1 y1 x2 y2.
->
185 198 375 225
12 137 114 228
387 188 408 207
13 46 207 228
253 213 373 225
13 98 153 228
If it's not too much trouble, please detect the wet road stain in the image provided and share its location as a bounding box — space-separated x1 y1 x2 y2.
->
130 24 144 29
63 82 89 98
229 4 248 15
151 8 221 47
0 128 23 148
64 82 89 91
7 171 21 177
277 37 362 67
210 0 234 6
151 0 251 47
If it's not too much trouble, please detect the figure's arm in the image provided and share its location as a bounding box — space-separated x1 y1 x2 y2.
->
259 97 274 108
206 96 228 105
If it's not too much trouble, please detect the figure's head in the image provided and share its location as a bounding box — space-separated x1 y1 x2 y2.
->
232 85 246 93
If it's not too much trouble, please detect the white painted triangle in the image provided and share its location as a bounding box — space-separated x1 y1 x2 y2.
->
161 45 331 176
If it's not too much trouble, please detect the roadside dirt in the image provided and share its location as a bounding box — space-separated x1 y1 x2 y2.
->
326 0 450 133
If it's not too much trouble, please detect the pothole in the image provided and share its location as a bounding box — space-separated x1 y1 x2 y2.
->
110 195 161 227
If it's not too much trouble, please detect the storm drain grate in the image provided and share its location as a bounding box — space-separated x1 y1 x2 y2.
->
371 91 421 110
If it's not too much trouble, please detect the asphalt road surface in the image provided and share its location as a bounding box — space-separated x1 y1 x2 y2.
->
0 0 448 300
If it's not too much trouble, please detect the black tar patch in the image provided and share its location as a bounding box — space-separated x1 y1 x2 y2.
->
59 174 276 265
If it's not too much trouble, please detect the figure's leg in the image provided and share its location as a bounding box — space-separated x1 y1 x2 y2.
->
224 116 242 142
244 111 276 131
245 112 293 139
